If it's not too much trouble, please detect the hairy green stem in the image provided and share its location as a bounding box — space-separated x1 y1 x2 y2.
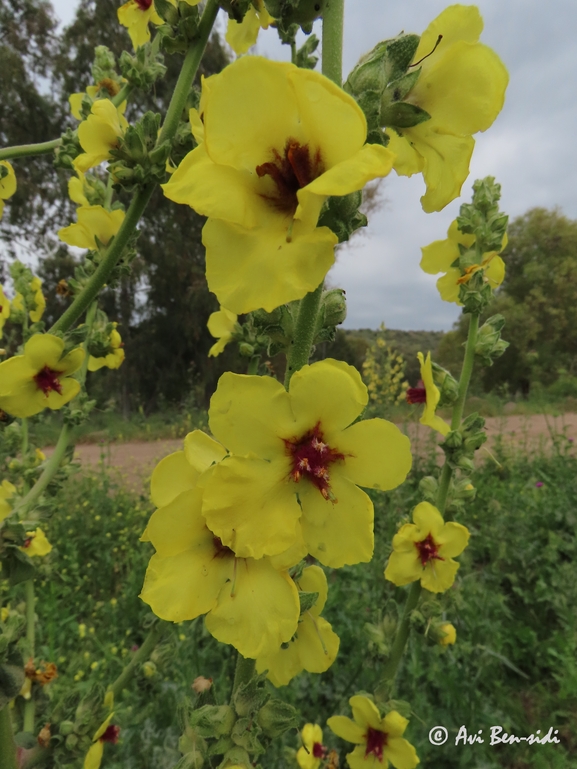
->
23 579 36 733
108 624 162 700
451 314 480 429
322 0 344 84
435 461 453 515
232 654 256 697
0 139 61 162
247 355 260 375
21 418 29 458
0 706 17 769
112 83 133 108
284 285 323 388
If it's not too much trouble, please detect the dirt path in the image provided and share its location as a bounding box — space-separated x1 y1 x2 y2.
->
47 412 577 492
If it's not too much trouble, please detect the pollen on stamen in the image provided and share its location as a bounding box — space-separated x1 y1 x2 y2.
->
34 367 63 396
285 423 344 500
415 533 444 567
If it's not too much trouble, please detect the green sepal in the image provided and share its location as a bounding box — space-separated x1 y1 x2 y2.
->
189 704 236 739
298 591 319 614
217 747 251 769
232 671 270 717
318 190 367 244
295 33 319 69
265 0 327 26
207 735 234 756
381 101 430 129
218 0 252 22
256 699 300 738
386 69 421 102
119 43 167 91
154 0 180 25
231 716 264 754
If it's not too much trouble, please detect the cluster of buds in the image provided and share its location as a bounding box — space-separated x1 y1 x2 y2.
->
109 112 171 192
430 361 459 407
441 412 487 473
265 0 327 36
120 42 167 92
155 0 201 54
475 314 509 366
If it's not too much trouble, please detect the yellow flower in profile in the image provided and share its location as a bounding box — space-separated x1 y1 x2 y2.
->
0 284 11 337
68 173 90 206
140 430 301 659
21 528 52 557
74 100 129 173
202 359 412 567
12 277 46 324
0 334 84 418
0 480 16 522
88 324 125 371
84 713 120 769
226 0 274 55
384 501 469 593
163 56 395 314
58 206 125 250
256 565 339 686
439 622 456 646
208 307 237 357
387 5 508 212
421 220 507 304
328 695 419 769
296 723 326 769
405 352 449 436
117 0 163 49
0 161 17 219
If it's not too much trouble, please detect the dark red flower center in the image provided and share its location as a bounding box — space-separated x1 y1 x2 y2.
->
256 139 323 215
212 536 234 559
100 724 120 744
134 0 153 10
415 533 444 567
312 742 326 758
284 423 344 501
406 381 427 405
365 727 386 761
34 367 63 396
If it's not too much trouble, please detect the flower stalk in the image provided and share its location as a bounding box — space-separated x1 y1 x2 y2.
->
23 579 36 733
0 705 18 769
0 139 61 163
108 624 163 700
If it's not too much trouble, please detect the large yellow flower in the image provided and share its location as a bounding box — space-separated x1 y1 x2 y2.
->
421 220 507 304
58 206 125 250
0 161 16 219
88 324 125 371
202 359 412 568
226 1 274 55
328 696 419 769
163 56 395 314
387 6 508 212
0 334 84 418
208 307 238 357
117 0 163 49
256 565 339 686
297 723 326 769
405 352 449 436
0 480 16 523
140 430 301 659
384 501 469 593
74 100 129 173
0 285 11 337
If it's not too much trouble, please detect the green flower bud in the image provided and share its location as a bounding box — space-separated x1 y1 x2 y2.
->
190 705 236 738
321 288 347 327
431 362 459 406
65 733 79 750
142 660 157 678
418 475 438 502
59 720 75 736
265 0 327 26
256 699 300 739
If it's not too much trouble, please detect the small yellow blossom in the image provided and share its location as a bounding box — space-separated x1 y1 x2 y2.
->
88 324 125 371
118 0 163 49
297 723 326 769
0 284 10 338
78 623 87 638
226 1 274 55
69 81 126 121
328 695 419 769
0 334 84 418
35 448 46 464
439 622 457 646
59 205 125 250
74 99 129 173
384 501 469 593
387 5 508 212
208 307 237 357
84 713 120 769
405 352 449 436
0 480 16 522
0 161 17 219
21 528 52 557
68 173 90 206
1 607 9 622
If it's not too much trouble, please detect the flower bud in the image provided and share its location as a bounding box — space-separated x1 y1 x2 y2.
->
257 699 300 739
142 660 157 678
431 362 459 406
320 288 347 327
190 704 236 738
65 733 79 750
59 720 75 736
438 622 457 646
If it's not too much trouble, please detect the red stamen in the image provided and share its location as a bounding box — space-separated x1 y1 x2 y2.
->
212 536 234 559
100 725 120 744
365 727 386 760
415 533 444 567
312 742 326 758
284 423 344 500
34 367 63 396
134 0 153 10
256 139 323 214
406 381 426 404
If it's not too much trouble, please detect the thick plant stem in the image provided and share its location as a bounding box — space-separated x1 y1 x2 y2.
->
0 706 17 769
0 139 61 162
284 285 323 387
108 624 162 700
23 580 36 733
450 313 480 429
322 0 345 84
232 654 256 697
49 0 219 337
435 461 453 515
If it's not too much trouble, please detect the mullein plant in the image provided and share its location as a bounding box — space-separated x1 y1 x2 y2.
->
0 2 510 768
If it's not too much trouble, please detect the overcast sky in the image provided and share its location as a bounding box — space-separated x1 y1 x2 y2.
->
50 0 577 331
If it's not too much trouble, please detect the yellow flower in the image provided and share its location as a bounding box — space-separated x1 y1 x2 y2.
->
202 359 412 567
0 480 16 523
84 713 120 769
78 623 87 638
0 284 11 337
1 606 9 622
117 0 163 49
58 206 125 250
163 56 395 314
68 173 90 206
296 723 326 769
405 352 449 436
256 565 339 686
74 100 129 173
0 161 16 219
88 324 125 371
35 448 46 464
226 1 274 55
439 622 456 646
140 430 301 658
387 6 508 212
21 528 52 557
421 220 507 304
384 501 469 593
208 307 237 357
0 334 84 418
328 695 419 769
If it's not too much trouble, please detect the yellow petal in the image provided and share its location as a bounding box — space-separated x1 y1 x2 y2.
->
436 269 462 305
146 488 206 556
296 565 327 616
183 430 227 474
420 237 460 275
58 206 125 249
350 695 383 731
386 130 424 176
421 557 459 593
226 8 261 55
69 176 89 206
257 636 302 688
23 528 52 557
150 450 199 508
437 521 470 558
25 333 65 370
45 377 81 412
384 549 423 587
83 741 104 769
296 614 339 674
485 254 505 289
302 724 323 751
385 736 420 769
207 308 237 339
412 501 445 538
0 161 17 200
327 715 364 744
382 710 409 738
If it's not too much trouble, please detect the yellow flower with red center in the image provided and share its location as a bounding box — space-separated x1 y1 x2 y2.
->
226 0 275 55
140 430 302 658
84 713 120 769
0 284 11 337
58 206 125 250
74 100 129 173
201 359 412 568
387 5 508 212
405 352 449 436
384 501 469 593
0 161 16 219
88 324 125 371
328 695 419 769
21 528 52 557
117 0 163 49
439 622 457 646
163 56 395 314
256 565 339 686
0 480 16 523
208 307 238 357
0 334 84 418
421 220 507 304
297 723 327 769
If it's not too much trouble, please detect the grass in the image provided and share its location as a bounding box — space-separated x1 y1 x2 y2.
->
2 437 576 768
